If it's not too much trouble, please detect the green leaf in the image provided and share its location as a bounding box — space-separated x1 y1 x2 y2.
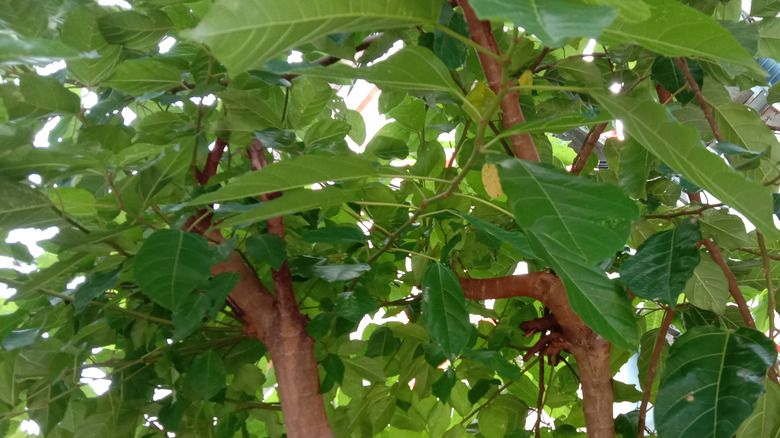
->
461 349 522 381
301 226 367 244
433 3 469 70
190 154 377 205
655 326 777 438
683 256 730 315
600 0 764 77
218 87 285 131
343 356 386 383
0 74 81 121
189 351 227 400
334 289 377 322
304 119 352 146
499 110 613 139
0 0 47 37
758 18 780 60
421 262 471 358
218 186 362 228
73 266 122 314
365 326 399 357
0 35 82 66
620 220 702 307
593 92 780 241
67 45 123 86
365 123 411 159
752 0 780 17
313 263 370 282
133 230 213 310
699 209 754 250
0 179 61 233
651 56 702 105
322 354 345 384
106 59 182 96
619 138 658 199
200 272 240 318
712 101 780 184
769 82 780 106
469 0 618 47
98 10 174 50
736 381 780 438
497 159 638 265
432 368 457 402
293 46 463 96
528 234 639 351
189 0 440 72
245 234 287 270
288 77 333 129
48 187 97 216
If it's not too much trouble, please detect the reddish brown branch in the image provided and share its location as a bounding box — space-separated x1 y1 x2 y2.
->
738 247 780 261
571 122 607 176
196 137 228 185
459 273 614 437
637 308 674 437
457 0 539 162
674 57 723 142
698 239 756 329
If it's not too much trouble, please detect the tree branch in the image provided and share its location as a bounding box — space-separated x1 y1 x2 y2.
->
571 122 607 176
637 308 674 437
698 239 756 329
457 0 539 162
674 57 723 142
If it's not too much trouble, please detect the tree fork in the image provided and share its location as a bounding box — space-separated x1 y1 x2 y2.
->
460 274 615 437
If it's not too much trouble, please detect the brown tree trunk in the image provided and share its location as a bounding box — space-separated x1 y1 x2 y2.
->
460 274 616 437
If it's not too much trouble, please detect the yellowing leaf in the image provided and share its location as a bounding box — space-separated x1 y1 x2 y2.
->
482 163 504 199
465 81 496 121
517 69 534 94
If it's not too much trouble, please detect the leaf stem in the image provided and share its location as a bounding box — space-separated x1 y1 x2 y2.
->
637 307 674 437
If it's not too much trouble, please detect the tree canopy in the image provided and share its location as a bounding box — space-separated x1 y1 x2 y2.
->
0 0 779 437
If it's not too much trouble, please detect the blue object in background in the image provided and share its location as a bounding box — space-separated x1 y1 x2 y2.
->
759 58 780 86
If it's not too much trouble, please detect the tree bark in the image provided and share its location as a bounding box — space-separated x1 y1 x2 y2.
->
460 273 616 438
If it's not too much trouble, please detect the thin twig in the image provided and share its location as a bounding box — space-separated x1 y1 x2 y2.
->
738 247 780 261
637 308 674 437
674 57 723 142
534 356 546 438
644 203 722 219
757 232 778 351
571 122 607 175
698 239 756 328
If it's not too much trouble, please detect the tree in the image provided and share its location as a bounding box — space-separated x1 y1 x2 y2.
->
0 0 779 436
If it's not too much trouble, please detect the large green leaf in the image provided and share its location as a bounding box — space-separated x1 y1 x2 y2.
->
600 0 764 76
528 234 639 351
287 76 333 129
190 154 378 205
189 0 440 72
293 46 463 97
0 0 47 37
0 179 61 233
655 326 777 438
684 257 730 315
498 110 613 139
421 262 471 358
712 102 780 184
496 159 638 265
0 35 81 66
97 10 174 50
758 18 780 60
454 212 536 259
0 74 81 121
594 92 780 241
133 229 214 310
218 186 362 228
699 209 754 250
218 87 285 131
620 220 701 307
618 138 658 199
106 59 182 96
736 381 780 438
468 0 618 47
188 351 227 400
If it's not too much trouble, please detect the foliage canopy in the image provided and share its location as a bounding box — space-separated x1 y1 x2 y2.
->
0 0 779 437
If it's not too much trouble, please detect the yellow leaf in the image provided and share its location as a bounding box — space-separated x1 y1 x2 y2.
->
481 163 504 199
465 81 497 121
517 69 534 94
